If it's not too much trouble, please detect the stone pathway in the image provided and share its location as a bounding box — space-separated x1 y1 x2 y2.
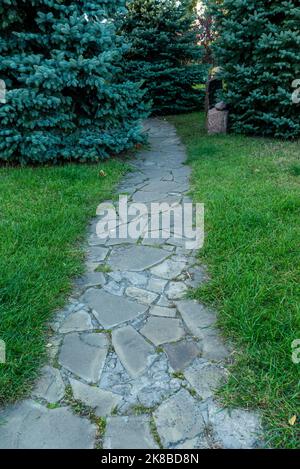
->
0 119 263 449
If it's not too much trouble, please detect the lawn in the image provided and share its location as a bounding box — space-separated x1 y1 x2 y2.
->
0 161 127 405
168 113 300 448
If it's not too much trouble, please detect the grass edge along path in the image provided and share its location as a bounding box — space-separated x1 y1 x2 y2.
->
168 113 300 449
0 160 128 405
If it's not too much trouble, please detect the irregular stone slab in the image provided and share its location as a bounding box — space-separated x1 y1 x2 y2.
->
59 332 108 383
184 359 228 399
112 326 155 378
172 167 191 178
77 272 106 289
59 310 93 333
185 265 209 288
176 300 229 360
176 300 217 333
113 271 148 287
86 246 109 262
157 295 173 307
88 233 106 246
125 286 158 305
108 245 169 272
141 180 187 194
147 277 168 293
165 281 188 300
154 389 206 448
140 317 185 346
33 366 65 403
103 280 125 297
150 259 186 280
0 400 96 449
164 340 201 371
69 378 121 417
104 416 158 449
150 305 177 318
207 402 263 449
83 288 147 329
201 330 230 361
132 191 180 204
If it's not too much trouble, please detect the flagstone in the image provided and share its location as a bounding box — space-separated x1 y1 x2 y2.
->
112 326 155 378
83 288 147 328
140 317 185 346
59 332 108 383
108 245 169 272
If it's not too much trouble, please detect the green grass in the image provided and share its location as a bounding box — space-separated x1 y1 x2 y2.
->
168 112 300 448
0 161 127 405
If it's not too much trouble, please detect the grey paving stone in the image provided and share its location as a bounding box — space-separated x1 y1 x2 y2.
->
164 340 201 371
117 271 148 287
112 326 155 378
147 277 168 293
59 332 108 383
141 180 187 194
201 330 230 361
86 246 109 262
154 389 206 448
88 233 107 246
103 416 158 449
132 191 180 204
207 401 263 449
150 305 177 318
125 286 158 305
185 265 209 288
150 259 186 280
103 280 125 296
184 359 228 399
69 378 121 417
83 288 147 328
33 366 65 403
108 245 169 272
176 300 217 334
77 271 106 289
176 300 229 360
165 281 188 300
0 400 96 449
156 295 173 307
59 310 93 333
140 317 185 346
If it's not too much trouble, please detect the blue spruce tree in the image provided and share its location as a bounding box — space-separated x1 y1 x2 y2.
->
0 1 148 164
206 0 300 139
122 0 207 115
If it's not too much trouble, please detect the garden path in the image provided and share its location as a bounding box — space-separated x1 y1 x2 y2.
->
0 119 263 449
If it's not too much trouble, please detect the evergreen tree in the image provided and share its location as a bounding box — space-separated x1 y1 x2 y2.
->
122 0 207 115
0 1 148 164
206 0 300 139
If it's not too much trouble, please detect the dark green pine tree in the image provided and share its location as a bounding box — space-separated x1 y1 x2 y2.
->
122 0 207 115
206 0 300 139
0 1 148 164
